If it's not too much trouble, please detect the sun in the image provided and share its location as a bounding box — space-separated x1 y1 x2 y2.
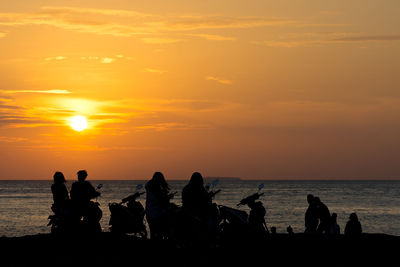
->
69 115 88 132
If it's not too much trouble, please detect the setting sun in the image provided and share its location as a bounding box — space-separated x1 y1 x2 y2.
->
69 116 88 132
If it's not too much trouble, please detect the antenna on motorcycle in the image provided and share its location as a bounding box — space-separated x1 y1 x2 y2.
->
97 184 103 190
205 183 211 192
136 184 143 190
257 183 264 191
211 179 219 189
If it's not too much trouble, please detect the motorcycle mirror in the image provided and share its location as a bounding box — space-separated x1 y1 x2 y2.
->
97 184 103 190
136 184 143 190
258 183 264 191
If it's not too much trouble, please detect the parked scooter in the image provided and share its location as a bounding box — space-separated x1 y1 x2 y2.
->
237 183 269 235
218 184 268 241
109 184 147 238
48 183 103 235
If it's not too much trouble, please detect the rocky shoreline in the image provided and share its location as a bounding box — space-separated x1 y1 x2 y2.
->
1 233 399 266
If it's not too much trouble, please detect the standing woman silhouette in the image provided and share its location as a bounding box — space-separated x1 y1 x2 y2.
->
145 172 172 239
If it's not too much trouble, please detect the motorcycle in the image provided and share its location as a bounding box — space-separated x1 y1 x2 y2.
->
218 183 268 241
48 183 103 235
108 184 147 238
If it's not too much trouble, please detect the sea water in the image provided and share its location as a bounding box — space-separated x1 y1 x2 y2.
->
1 180 400 237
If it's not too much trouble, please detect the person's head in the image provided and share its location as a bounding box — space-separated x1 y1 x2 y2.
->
332 213 337 222
77 170 88 181
271 226 277 234
307 194 314 204
349 212 358 222
53 172 66 184
189 172 204 187
151 171 169 191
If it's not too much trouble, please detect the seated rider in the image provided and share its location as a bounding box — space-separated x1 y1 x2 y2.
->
70 170 101 225
51 171 70 215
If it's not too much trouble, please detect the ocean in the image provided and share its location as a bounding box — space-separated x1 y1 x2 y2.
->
1 180 400 237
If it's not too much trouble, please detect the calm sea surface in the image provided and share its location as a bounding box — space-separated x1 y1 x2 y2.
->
1 180 400 237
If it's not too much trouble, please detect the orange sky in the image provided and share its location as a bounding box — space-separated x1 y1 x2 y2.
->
1 1 400 180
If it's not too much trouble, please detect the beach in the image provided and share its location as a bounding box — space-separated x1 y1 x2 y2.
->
1 233 399 267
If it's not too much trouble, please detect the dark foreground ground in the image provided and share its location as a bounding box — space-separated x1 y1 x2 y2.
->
1 233 399 267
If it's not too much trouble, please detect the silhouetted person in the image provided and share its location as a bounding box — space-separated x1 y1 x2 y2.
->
329 213 340 235
70 170 101 232
287 225 294 235
344 213 362 236
315 197 331 234
145 171 173 239
248 199 268 235
182 172 212 219
51 172 70 210
49 171 73 233
304 194 318 233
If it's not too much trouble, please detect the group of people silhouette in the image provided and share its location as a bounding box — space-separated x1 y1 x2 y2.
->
50 170 102 233
50 170 363 240
305 194 362 235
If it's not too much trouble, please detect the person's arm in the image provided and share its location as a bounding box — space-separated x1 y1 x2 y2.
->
88 182 100 199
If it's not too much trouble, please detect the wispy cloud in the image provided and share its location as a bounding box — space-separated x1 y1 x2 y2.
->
0 6 335 44
141 37 183 44
143 68 166 74
259 33 400 48
44 56 66 61
189 33 236 41
4 89 72 94
100 57 115 64
136 122 212 131
333 34 400 42
206 76 234 85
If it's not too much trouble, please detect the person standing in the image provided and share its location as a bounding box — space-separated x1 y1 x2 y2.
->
145 171 174 239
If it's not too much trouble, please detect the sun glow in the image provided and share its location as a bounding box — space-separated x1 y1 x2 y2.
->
69 115 88 131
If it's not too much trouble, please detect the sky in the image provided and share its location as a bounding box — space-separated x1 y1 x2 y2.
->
0 0 400 180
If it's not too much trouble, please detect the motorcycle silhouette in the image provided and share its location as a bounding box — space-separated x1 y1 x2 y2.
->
48 184 103 235
218 183 268 240
109 184 147 238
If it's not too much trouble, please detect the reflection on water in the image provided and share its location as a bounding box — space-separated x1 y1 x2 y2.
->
0 180 400 237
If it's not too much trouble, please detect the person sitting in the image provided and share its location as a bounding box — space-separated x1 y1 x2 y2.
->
248 199 268 236
70 170 101 232
145 171 173 239
344 213 362 236
51 171 70 210
329 213 340 235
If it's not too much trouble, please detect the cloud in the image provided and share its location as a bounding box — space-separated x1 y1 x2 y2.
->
4 89 72 94
0 136 27 142
206 76 234 85
143 68 166 74
44 56 66 61
141 37 183 44
39 6 154 18
136 122 212 131
189 33 236 41
333 35 400 42
0 6 318 43
259 33 400 48
100 57 115 64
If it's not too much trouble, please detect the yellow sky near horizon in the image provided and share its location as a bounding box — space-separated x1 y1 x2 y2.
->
0 1 400 180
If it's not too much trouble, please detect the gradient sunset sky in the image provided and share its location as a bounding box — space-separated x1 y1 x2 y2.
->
1 0 399 180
